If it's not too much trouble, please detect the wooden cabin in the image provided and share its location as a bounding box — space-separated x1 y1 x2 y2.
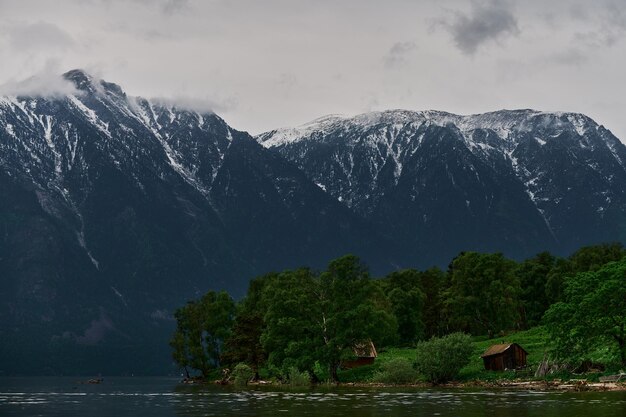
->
481 343 528 371
342 340 378 369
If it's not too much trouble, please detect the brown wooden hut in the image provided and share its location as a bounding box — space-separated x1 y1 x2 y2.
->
481 343 528 371
342 340 377 369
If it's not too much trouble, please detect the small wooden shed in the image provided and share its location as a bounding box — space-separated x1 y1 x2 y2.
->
481 343 528 371
342 340 378 369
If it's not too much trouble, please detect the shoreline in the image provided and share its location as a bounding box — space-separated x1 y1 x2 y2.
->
188 378 626 392
340 379 626 392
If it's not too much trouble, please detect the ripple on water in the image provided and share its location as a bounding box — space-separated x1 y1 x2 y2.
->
1 378 626 417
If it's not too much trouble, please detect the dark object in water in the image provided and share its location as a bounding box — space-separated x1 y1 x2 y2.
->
78 378 104 384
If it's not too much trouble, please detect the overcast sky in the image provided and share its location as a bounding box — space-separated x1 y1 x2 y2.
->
0 0 625 140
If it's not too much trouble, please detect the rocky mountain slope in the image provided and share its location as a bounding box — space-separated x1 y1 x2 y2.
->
258 109 626 266
0 70 385 375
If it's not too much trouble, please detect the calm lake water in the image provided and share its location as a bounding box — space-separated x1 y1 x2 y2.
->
1 377 625 416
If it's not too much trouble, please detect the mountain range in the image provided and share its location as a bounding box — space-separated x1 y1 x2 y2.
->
258 109 626 266
1 70 625 375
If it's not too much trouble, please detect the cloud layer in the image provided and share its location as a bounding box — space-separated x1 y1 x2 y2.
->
0 62 79 97
442 0 519 54
0 0 624 142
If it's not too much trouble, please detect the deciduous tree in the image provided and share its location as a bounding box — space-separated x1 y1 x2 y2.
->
444 252 520 338
170 291 235 377
544 259 626 366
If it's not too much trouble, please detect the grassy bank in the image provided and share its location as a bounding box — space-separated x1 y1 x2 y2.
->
338 326 621 384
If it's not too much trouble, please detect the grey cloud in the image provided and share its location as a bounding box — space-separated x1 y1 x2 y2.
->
161 0 190 14
103 21 183 42
606 0 626 28
150 309 175 321
442 0 519 55
75 310 115 346
547 48 587 67
0 0 625 143
1 21 75 51
125 0 191 14
602 0 626 45
0 62 79 97
383 41 417 69
152 95 238 114
277 73 297 91
570 1 626 47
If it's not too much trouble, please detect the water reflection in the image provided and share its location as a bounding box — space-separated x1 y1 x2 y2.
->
0 377 625 417
172 384 626 417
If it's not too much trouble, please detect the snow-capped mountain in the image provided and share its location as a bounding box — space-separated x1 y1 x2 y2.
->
0 70 385 375
258 109 626 265
2 70 626 375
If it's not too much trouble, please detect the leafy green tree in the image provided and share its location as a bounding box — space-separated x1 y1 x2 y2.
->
222 273 278 379
545 257 573 305
419 267 446 338
545 243 625 306
516 252 557 327
170 291 236 377
262 255 397 382
232 363 255 386
221 311 265 379
444 252 521 338
568 242 626 273
544 259 626 366
318 255 397 381
414 332 472 383
261 268 321 376
383 269 425 345
170 322 192 378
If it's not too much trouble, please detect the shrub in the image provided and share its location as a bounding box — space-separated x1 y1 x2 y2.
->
313 361 329 382
287 366 311 387
415 332 473 383
371 358 419 384
232 363 255 386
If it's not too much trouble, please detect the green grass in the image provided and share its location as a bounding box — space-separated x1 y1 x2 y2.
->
458 326 549 381
338 327 551 383
277 326 621 384
338 347 423 382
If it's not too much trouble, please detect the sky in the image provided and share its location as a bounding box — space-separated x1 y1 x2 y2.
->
0 0 625 140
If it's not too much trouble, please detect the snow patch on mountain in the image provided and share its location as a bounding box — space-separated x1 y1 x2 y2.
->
68 95 112 139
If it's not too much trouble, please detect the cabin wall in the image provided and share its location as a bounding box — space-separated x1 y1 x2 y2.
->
342 357 375 369
482 345 528 371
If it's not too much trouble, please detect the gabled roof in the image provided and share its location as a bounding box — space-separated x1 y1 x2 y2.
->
353 340 377 358
481 342 527 358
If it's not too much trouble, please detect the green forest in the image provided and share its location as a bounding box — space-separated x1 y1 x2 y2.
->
170 243 626 385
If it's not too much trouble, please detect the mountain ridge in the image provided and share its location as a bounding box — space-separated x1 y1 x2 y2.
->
257 108 626 266
1 71 626 374
0 70 390 375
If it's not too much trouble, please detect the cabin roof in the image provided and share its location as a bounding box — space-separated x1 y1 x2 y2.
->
353 340 377 358
481 343 527 358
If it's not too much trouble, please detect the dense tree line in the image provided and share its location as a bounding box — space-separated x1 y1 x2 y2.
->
170 243 626 381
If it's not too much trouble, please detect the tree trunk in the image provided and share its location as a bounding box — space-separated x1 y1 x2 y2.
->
184 366 190 379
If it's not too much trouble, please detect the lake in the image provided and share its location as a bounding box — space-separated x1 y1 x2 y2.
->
1 377 625 416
